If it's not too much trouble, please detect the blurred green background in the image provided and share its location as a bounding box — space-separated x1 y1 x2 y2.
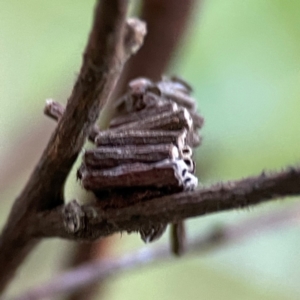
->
1 0 300 299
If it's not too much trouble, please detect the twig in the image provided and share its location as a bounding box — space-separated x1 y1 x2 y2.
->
13 203 300 300
35 166 300 240
0 0 147 292
44 100 100 142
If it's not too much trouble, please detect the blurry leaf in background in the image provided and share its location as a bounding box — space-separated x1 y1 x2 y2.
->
1 0 300 299
175 0 300 179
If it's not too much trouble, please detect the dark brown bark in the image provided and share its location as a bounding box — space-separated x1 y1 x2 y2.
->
35 167 300 241
0 0 134 292
15 202 300 300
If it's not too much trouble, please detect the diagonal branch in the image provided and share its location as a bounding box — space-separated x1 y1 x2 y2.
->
14 203 300 300
0 0 148 293
35 166 300 240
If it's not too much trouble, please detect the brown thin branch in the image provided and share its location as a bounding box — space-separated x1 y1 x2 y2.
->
35 166 300 240
0 0 146 292
14 203 300 300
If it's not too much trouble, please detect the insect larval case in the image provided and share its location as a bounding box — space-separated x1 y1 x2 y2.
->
78 77 203 242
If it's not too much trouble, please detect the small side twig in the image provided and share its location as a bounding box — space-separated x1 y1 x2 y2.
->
35 166 300 240
14 203 300 300
44 100 100 142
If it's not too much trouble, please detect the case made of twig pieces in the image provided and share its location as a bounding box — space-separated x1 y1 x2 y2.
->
78 77 204 242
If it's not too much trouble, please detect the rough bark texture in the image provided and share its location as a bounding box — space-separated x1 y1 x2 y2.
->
35 167 300 240
0 0 132 292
